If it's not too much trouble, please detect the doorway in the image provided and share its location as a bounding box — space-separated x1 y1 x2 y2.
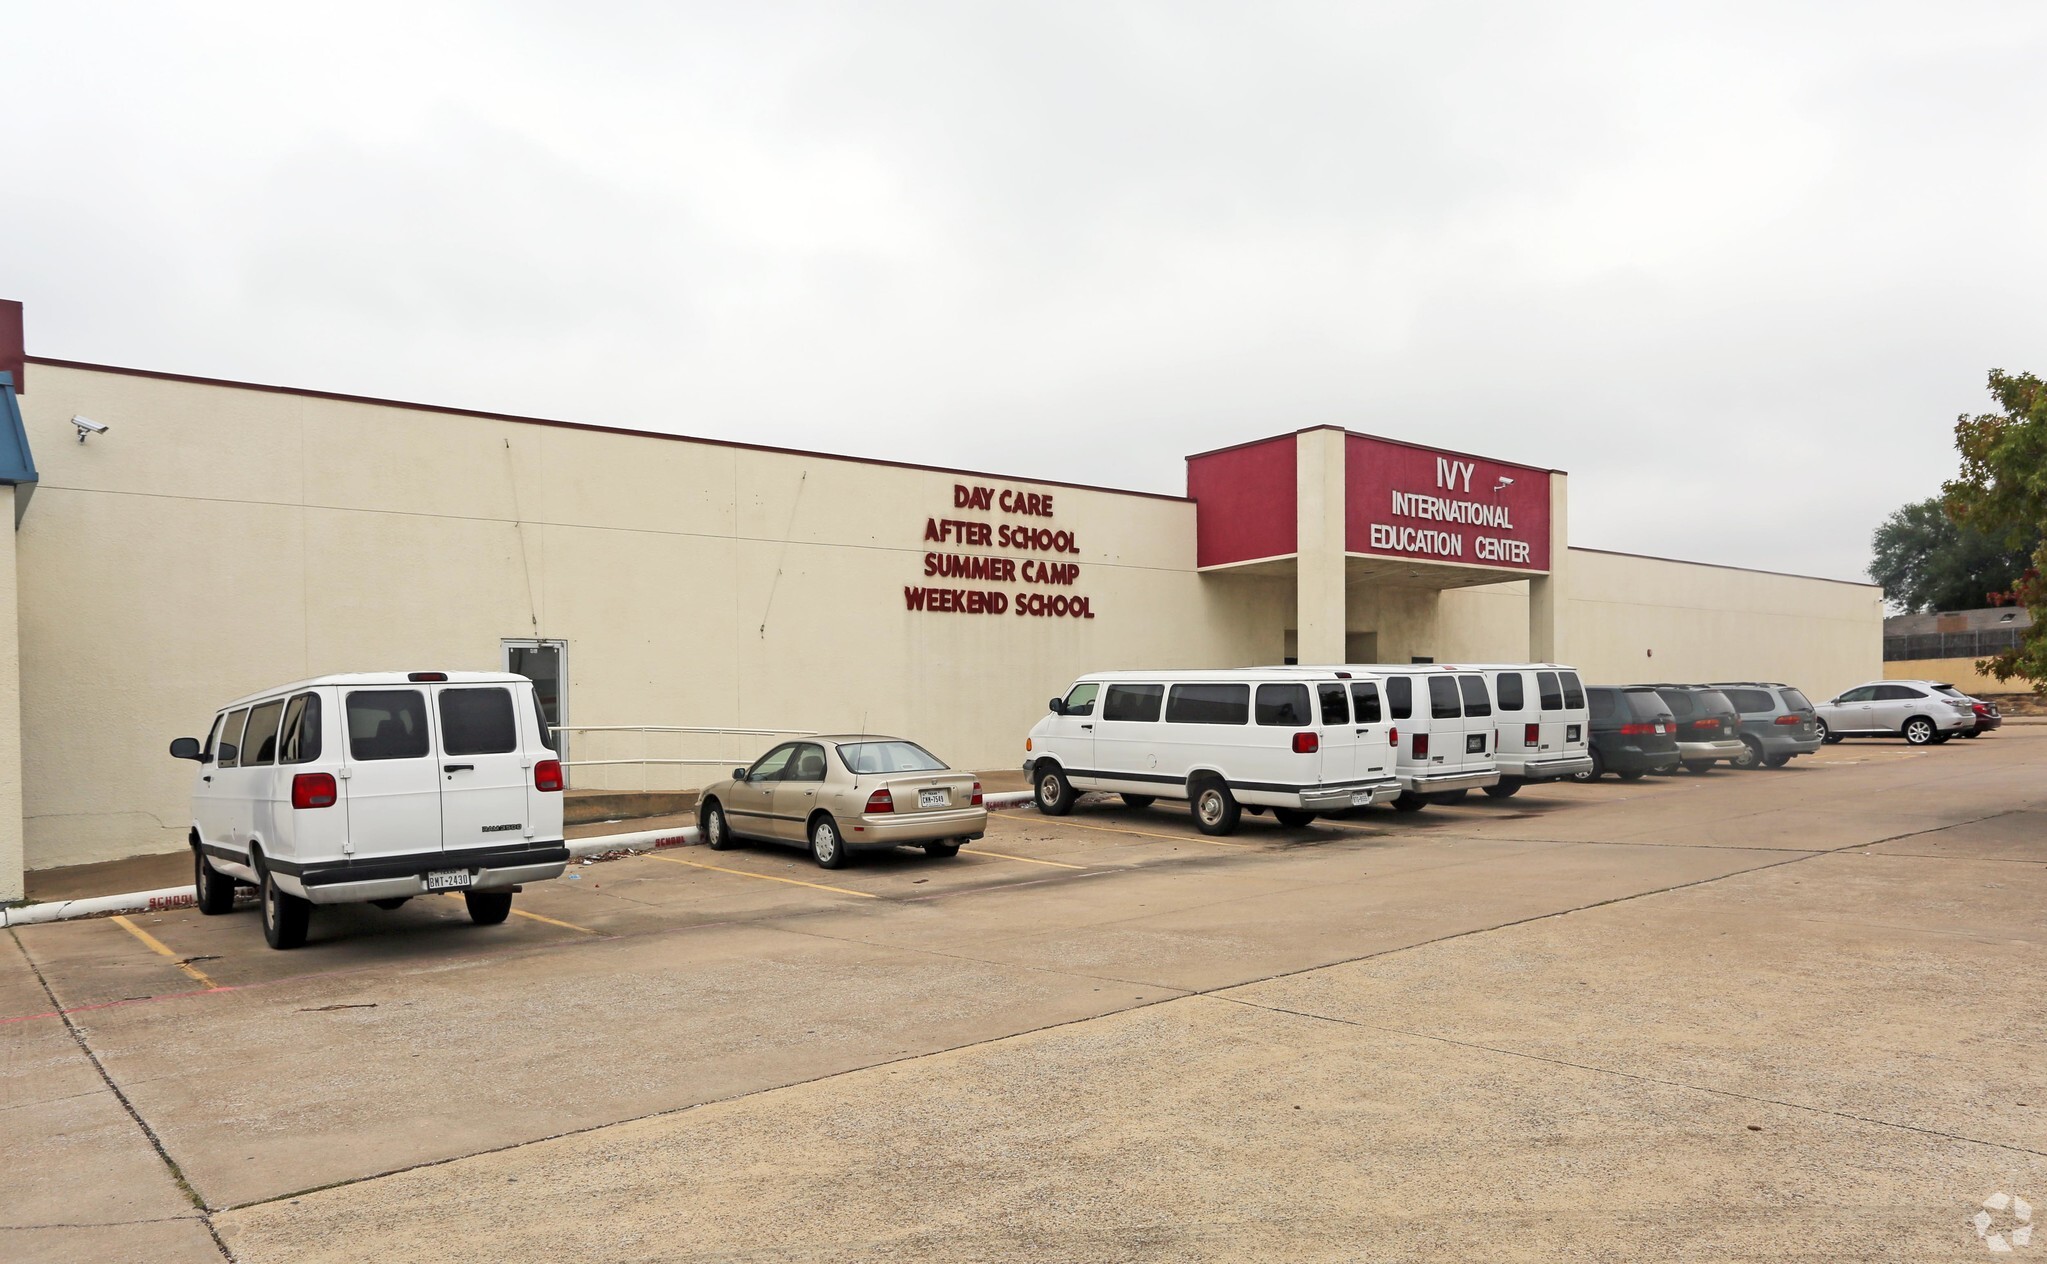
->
502 639 568 772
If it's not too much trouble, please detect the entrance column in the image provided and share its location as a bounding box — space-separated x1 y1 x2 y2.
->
1295 427 1348 665
1528 471 1569 662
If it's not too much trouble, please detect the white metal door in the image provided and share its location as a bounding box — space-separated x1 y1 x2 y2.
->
340 687 444 860
434 684 535 851
503 639 568 775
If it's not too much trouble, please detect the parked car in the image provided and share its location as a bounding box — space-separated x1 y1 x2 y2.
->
1466 663 1594 795
169 671 568 950
1576 686 1680 780
1026 668 1402 835
1641 685 1746 773
699 736 987 868
1706 682 1824 767
1930 683 2002 737
1814 680 1974 745
1343 664 1503 810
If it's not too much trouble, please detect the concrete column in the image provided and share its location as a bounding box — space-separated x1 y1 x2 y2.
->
1295 428 1348 665
0 486 20 902
1528 471 1569 663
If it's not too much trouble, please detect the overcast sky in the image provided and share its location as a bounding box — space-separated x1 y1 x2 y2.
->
4 1 2043 582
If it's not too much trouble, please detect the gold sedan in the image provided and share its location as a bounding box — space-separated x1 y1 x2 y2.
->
697 736 989 869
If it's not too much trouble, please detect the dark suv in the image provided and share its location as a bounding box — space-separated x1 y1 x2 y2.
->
1576 686 1680 781
1642 685 1746 773
1708 682 1823 767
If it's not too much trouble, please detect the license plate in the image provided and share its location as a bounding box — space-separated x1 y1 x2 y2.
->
425 869 472 891
918 788 950 809
1350 791 1370 806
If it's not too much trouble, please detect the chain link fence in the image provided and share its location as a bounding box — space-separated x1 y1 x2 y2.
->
1882 626 2027 662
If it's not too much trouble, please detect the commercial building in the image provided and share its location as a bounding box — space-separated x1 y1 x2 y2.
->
0 303 1883 898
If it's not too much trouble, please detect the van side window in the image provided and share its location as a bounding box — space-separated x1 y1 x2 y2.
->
1256 683 1310 726
1458 675 1492 717
201 713 225 763
1317 683 1350 727
440 687 518 756
1588 690 1616 722
279 694 323 764
1560 672 1586 709
218 709 251 768
1386 677 1413 720
347 690 431 761
1102 684 1164 723
1496 673 1524 711
241 700 286 767
1428 676 1461 720
1537 671 1563 711
1165 684 1247 724
1061 683 1099 717
1351 682 1382 723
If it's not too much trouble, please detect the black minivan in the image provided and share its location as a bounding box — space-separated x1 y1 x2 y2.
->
1576 686 1680 781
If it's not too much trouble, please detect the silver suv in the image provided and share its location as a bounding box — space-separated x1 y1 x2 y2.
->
1813 679 1974 745
1707 682 1824 768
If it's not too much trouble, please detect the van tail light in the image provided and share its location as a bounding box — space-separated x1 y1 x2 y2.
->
291 772 338 809
865 789 894 814
1772 714 1801 726
971 781 984 806
408 672 449 682
533 759 564 792
1292 732 1319 754
1413 733 1429 758
1524 723 1541 745
1388 727 1398 746
1617 722 1657 736
1689 718 1721 731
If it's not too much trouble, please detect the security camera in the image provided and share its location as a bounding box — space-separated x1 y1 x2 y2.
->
72 416 108 443
1493 476 1514 491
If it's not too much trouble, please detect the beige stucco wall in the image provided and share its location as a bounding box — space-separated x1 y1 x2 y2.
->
0 485 22 901
16 364 1289 870
1562 548 1882 695
1883 657 2035 696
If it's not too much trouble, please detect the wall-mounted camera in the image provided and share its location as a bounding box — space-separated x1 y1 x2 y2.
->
72 415 109 443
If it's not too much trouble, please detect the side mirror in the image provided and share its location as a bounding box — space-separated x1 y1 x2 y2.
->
169 737 204 762
216 742 238 763
1049 698 1067 715
732 768 749 782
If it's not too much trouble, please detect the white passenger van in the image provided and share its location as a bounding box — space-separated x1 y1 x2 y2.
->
169 671 568 949
1333 665 1502 810
1024 668 1401 835
1465 663 1595 795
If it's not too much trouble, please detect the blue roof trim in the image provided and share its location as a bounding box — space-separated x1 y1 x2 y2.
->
0 370 35 487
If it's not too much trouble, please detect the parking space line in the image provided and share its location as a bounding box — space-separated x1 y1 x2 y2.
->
967 848 1087 870
644 853 879 898
991 815 1253 848
435 892 598 934
109 915 220 990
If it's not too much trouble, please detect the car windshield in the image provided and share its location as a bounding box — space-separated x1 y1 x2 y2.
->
837 740 948 775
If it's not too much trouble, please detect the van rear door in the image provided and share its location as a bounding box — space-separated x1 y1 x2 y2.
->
341 688 442 863
1313 681 1356 790
433 683 536 852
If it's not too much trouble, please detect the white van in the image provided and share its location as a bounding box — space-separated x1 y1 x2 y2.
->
1466 663 1595 794
1336 665 1502 810
169 671 568 949
1024 668 1402 835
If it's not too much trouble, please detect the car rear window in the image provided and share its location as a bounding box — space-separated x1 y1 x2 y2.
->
838 740 946 774
1386 677 1413 720
1351 682 1383 724
1625 690 1670 721
1657 689 1699 719
1255 683 1311 726
1103 684 1165 723
1536 671 1562 711
1778 688 1812 711
1458 675 1491 717
1428 676 1461 720
1697 689 1736 716
1317 683 1350 727
1164 684 1244 725
1495 672 1525 711
347 690 431 761
439 687 518 756
1560 672 1585 709
1722 688 1773 714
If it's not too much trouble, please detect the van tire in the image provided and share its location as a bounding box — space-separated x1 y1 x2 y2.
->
1617 770 1646 782
1273 808 1316 828
259 865 310 951
1121 794 1155 810
1391 792 1429 812
1763 754 1792 768
923 841 961 858
1574 750 1605 782
194 848 236 915
702 802 736 850
1190 779 1241 836
1034 765 1076 816
1728 739 1763 770
809 814 849 869
464 891 513 925
1482 781 1522 799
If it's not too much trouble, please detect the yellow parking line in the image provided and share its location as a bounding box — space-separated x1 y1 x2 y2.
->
436 892 596 934
110 915 219 990
644 853 878 898
967 848 1087 870
994 815 1252 849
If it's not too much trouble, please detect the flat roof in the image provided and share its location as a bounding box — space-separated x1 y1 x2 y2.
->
1184 424 1568 476
1567 546 1881 590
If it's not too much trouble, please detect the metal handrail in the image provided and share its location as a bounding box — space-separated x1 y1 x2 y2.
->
547 724 816 778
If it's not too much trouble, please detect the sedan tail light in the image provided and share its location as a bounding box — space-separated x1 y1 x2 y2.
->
865 788 894 814
1292 732 1320 754
1974 703 1990 715
971 781 984 806
533 759 564 792
291 772 337 809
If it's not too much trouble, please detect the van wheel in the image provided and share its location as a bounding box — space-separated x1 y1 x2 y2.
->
1391 792 1429 812
1617 770 1646 782
1728 739 1763 770
463 891 513 925
1121 794 1155 810
1034 765 1076 816
702 802 736 850
259 866 310 950
1573 750 1605 782
809 815 849 869
1482 781 1522 799
194 848 236 915
1191 780 1241 835
922 841 961 858
1763 754 1792 768
1902 717 1936 745
1273 808 1316 828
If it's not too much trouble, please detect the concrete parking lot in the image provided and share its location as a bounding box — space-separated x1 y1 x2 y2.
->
6 734 2044 1262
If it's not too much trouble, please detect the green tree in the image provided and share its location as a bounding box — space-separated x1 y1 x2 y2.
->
1943 369 2047 689
1869 497 2037 613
